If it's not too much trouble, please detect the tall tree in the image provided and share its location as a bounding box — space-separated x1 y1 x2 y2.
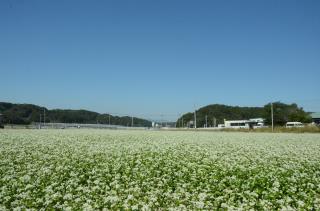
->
263 102 311 126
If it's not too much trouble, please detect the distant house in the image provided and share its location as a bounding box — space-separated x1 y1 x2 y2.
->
311 112 320 125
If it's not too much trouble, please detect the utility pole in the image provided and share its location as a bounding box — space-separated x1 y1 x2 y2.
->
271 103 274 132
109 114 111 125
205 115 208 128
43 109 46 127
131 116 133 127
39 114 41 129
182 116 184 128
194 109 197 129
214 117 217 128
161 114 164 127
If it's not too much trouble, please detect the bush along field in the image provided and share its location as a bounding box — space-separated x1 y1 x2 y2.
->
1 129 320 210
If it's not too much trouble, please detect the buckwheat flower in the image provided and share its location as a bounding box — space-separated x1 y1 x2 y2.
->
127 194 134 200
281 205 295 211
82 203 93 211
195 201 205 209
64 206 72 211
11 206 21 211
221 203 228 208
63 193 73 201
21 175 31 183
297 200 305 207
131 205 139 210
198 193 207 201
25 184 33 190
141 204 150 211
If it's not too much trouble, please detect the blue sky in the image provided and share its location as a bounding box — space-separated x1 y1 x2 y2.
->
1 0 319 121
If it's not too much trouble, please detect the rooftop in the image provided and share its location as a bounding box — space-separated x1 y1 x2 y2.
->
311 112 320 119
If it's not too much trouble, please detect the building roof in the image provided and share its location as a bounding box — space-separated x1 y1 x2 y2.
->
225 120 250 123
311 112 320 119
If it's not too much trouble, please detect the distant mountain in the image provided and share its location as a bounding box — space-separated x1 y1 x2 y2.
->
176 103 312 127
0 102 152 127
0 102 311 128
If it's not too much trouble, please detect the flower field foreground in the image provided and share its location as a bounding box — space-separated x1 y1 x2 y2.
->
1 129 320 210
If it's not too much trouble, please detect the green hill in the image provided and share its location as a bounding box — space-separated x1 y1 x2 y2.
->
0 102 151 127
176 103 312 127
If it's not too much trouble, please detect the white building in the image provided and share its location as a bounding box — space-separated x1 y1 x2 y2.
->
224 118 265 129
224 120 250 129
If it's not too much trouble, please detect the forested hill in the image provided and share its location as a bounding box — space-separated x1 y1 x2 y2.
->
0 102 152 127
176 103 312 127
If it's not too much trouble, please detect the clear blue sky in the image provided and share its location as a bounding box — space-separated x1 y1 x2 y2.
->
1 0 319 121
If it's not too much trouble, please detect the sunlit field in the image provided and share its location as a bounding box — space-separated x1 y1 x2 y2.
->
1 129 320 210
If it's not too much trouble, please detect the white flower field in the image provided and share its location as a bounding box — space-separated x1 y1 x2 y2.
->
1 129 320 210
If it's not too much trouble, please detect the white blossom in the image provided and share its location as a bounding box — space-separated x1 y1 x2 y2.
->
0 129 319 210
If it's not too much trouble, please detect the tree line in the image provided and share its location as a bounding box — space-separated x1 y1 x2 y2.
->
0 102 152 127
